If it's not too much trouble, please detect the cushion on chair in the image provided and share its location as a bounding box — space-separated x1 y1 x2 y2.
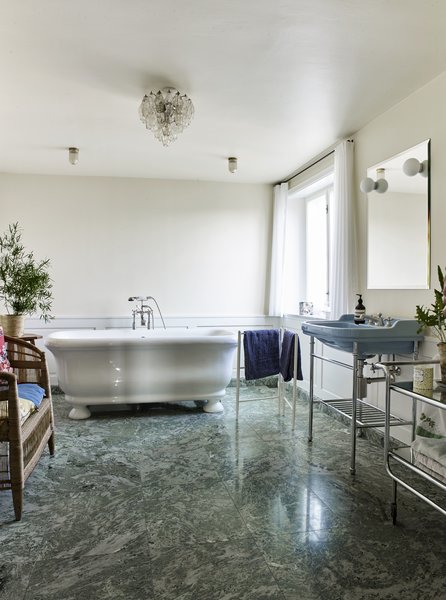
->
0 398 36 425
16 384 45 408
18 398 37 422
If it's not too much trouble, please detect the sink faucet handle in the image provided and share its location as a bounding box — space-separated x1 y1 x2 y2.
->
385 316 393 327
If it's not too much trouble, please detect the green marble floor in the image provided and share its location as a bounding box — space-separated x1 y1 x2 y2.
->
1 387 445 599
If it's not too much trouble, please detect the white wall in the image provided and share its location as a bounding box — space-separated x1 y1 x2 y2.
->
0 174 272 318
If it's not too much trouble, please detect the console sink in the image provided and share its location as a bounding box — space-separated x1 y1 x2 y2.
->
301 314 423 357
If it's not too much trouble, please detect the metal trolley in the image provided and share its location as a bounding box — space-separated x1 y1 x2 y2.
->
376 359 446 524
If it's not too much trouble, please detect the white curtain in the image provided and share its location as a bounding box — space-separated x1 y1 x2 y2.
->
329 139 357 319
268 182 288 316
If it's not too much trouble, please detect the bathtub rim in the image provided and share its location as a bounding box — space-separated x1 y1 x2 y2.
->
45 327 238 349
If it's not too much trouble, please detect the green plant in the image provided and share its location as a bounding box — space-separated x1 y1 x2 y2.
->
415 265 446 343
0 222 53 321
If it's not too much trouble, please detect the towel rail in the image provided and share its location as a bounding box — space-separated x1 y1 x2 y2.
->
235 328 299 430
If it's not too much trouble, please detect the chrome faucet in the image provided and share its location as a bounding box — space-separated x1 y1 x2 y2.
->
366 313 385 327
128 296 153 329
128 296 167 330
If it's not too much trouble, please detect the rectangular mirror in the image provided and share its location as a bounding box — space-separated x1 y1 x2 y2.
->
366 139 430 289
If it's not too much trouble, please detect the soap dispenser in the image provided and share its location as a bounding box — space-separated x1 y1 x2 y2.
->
354 294 366 324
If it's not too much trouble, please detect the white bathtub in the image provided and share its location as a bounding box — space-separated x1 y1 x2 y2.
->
45 328 238 420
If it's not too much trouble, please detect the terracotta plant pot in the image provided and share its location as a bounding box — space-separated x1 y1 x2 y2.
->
0 314 25 337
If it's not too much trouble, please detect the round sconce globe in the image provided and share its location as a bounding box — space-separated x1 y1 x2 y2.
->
360 177 375 193
375 178 389 194
403 157 421 177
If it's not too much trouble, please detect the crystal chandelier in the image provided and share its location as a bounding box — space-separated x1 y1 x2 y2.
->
138 87 194 146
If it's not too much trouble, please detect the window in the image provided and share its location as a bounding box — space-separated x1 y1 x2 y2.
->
282 172 333 316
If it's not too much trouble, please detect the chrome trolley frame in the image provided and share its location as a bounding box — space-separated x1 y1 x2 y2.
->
376 359 446 524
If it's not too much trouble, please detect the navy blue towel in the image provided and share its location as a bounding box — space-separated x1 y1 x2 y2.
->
243 329 280 381
280 330 303 382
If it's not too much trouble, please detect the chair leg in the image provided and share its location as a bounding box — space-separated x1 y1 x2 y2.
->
11 484 23 521
9 440 24 520
48 432 55 456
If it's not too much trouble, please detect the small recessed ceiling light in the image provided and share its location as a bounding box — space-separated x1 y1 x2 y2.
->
228 157 237 173
68 147 79 166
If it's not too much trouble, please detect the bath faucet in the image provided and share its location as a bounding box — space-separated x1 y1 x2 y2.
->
128 296 153 329
128 296 166 330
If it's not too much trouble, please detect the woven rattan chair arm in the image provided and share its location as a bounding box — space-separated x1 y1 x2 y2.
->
0 370 18 384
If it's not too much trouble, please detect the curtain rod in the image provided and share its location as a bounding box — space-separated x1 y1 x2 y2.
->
281 150 334 185
278 139 354 186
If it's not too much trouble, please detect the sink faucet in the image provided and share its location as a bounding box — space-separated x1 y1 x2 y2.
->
366 313 385 327
128 296 167 330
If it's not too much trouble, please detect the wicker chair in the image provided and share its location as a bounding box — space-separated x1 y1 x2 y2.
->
0 335 55 521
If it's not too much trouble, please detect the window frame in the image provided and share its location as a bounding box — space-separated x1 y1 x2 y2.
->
283 170 334 317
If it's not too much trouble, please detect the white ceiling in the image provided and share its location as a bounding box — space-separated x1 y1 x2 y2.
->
1 1 446 184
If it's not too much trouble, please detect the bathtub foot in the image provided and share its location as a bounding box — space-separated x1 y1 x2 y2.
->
203 399 224 413
69 406 91 420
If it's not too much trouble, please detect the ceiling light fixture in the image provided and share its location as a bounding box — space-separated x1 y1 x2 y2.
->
228 157 238 173
360 167 388 194
402 157 429 177
139 87 194 147
68 147 79 165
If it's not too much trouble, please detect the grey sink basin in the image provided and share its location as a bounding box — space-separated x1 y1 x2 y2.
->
301 314 423 357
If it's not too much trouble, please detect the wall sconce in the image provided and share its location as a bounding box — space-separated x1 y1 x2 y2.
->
360 167 388 194
402 157 428 177
68 147 79 166
228 157 237 174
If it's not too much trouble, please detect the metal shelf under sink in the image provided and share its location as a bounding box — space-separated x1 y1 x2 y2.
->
321 397 411 429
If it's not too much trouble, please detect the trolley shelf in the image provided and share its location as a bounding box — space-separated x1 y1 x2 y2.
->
376 359 446 524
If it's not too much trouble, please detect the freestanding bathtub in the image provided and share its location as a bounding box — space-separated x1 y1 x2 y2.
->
45 328 238 419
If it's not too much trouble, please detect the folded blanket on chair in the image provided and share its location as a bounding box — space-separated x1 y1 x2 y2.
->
17 383 45 408
280 330 303 382
243 329 280 381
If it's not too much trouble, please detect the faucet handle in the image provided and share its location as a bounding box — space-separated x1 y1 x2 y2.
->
385 316 393 327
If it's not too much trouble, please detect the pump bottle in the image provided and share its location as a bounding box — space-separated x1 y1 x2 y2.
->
354 294 366 324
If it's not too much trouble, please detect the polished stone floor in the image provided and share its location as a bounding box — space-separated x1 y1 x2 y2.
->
1 387 446 600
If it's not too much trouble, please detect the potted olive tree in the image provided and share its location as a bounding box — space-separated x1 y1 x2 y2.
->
0 222 53 337
415 265 446 385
